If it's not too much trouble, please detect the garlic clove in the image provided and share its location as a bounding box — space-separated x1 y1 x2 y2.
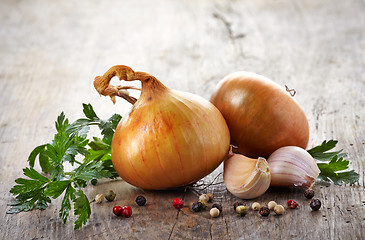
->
267 146 320 188
224 154 271 199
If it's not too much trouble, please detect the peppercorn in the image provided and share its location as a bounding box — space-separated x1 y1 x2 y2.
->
199 194 210 203
274 205 285 215
91 179 98 185
287 199 299 209
113 206 122 216
268 201 277 210
122 206 132 218
199 200 208 209
236 205 248 216
210 207 220 218
136 195 146 206
173 198 184 209
105 190 116 201
212 203 222 213
191 201 203 212
310 199 321 211
95 193 104 204
207 193 214 202
259 206 270 216
251 202 261 211
233 201 244 210
304 189 315 199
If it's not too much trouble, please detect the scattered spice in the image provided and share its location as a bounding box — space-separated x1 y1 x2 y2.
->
287 199 299 209
113 206 122 216
236 205 248 216
122 206 132 218
136 196 146 206
251 202 261 211
274 205 285 215
207 193 214 202
199 194 210 203
310 199 322 211
304 189 315 199
259 207 270 216
173 198 184 209
268 201 277 210
105 190 116 202
210 208 220 218
212 203 222 213
233 201 244 210
95 194 104 204
192 202 203 212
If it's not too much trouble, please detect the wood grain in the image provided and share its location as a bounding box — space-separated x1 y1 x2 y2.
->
0 0 364 239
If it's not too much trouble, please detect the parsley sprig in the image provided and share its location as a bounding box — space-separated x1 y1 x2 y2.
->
307 140 359 185
7 104 121 229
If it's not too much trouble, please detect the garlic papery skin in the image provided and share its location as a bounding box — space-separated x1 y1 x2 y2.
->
267 146 320 188
223 154 271 199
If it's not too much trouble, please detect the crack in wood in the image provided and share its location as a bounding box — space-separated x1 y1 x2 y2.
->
212 12 245 41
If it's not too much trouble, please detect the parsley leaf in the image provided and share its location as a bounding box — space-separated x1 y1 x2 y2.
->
8 103 122 229
73 190 91 230
307 140 347 161
307 140 359 185
7 168 51 213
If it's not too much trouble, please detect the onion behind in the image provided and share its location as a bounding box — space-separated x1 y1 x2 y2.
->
210 72 309 158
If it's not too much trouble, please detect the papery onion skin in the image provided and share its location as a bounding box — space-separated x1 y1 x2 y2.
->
96 65 231 190
210 72 309 158
267 146 320 188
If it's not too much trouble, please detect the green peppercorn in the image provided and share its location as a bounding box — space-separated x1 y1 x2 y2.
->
236 205 248 216
105 190 116 201
233 201 244 211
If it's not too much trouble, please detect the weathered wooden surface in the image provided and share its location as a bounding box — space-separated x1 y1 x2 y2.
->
0 0 364 239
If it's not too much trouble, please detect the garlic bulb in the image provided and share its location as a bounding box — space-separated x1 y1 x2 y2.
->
267 146 320 188
223 154 271 199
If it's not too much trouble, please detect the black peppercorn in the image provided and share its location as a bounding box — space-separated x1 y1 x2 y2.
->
304 189 315 199
192 201 203 212
136 195 146 206
310 199 321 211
91 179 98 185
212 203 222 213
233 201 244 210
259 206 270 216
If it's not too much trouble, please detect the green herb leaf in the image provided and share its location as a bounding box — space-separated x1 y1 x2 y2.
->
317 156 360 185
8 103 120 229
307 140 347 161
73 190 91 230
308 140 359 185
44 180 71 199
60 185 76 223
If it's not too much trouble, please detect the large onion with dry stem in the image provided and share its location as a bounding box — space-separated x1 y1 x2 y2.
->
210 72 309 158
94 65 230 190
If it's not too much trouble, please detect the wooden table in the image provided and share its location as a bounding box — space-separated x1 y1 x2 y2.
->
1 0 364 239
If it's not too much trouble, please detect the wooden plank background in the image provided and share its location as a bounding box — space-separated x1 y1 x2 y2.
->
0 0 364 239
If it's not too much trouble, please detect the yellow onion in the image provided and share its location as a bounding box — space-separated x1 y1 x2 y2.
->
223 153 271 199
94 65 230 190
210 72 309 158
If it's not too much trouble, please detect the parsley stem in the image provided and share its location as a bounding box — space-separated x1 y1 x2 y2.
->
74 160 83 165
64 171 75 176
